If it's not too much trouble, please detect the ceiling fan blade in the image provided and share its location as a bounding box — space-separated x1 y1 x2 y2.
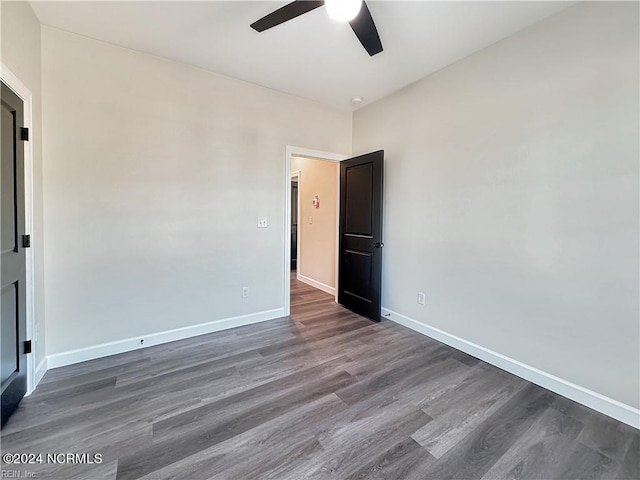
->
349 1 383 56
250 1 325 32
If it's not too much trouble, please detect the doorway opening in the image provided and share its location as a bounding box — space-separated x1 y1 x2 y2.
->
283 146 347 316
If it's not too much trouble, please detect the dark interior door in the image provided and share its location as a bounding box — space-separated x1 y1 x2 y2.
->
338 150 383 321
1 81 28 427
291 181 298 270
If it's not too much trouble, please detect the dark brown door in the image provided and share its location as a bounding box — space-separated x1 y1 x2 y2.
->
1 81 28 427
291 181 298 270
338 150 383 321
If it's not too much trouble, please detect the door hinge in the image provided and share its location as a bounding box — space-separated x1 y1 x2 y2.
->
24 340 32 354
20 127 29 141
22 234 31 248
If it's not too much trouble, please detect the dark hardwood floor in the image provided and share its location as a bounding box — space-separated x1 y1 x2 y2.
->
1 274 638 479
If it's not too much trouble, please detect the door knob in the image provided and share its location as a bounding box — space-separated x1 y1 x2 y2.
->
373 242 384 248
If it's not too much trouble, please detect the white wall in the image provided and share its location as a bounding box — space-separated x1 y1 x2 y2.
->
1 1 46 368
41 26 351 356
353 2 639 409
291 156 338 291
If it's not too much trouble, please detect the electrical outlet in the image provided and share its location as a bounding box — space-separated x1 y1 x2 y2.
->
257 217 268 228
242 287 249 298
417 292 426 305
308 216 313 224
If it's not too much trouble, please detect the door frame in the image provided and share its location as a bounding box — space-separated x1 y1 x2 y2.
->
283 146 347 316
1 63 37 395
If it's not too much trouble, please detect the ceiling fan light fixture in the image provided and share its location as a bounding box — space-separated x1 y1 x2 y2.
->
325 0 363 22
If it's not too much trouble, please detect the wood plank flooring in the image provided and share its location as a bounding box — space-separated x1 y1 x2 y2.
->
1 274 638 479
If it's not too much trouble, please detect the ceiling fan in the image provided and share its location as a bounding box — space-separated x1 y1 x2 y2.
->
250 0 383 56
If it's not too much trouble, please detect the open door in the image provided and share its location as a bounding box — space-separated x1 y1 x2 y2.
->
291 180 298 270
338 150 383 321
1 82 29 427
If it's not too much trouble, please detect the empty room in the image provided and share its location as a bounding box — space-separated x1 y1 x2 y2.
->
1 1 638 479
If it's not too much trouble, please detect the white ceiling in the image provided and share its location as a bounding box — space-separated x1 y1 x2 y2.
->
30 1 573 111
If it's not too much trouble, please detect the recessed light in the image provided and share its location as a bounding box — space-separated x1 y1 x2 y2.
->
351 97 363 105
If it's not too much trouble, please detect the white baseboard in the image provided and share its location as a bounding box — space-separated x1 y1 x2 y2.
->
34 358 48 386
27 357 48 395
382 307 640 430
297 273 336 296
47 308 285 369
